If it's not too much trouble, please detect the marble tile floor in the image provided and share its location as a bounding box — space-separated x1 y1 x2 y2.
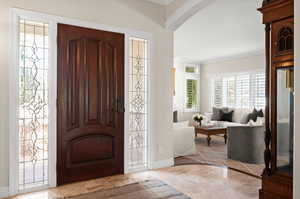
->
175 135 264 178
5 165 261 199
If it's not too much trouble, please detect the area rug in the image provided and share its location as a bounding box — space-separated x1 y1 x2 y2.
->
62 180 191 199
175 135 264 178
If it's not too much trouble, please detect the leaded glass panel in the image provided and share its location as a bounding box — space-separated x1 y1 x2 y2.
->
18 19 49 190
128 38 148 169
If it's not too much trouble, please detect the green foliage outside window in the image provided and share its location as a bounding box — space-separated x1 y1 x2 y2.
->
186 79 197 109
185 66 196 73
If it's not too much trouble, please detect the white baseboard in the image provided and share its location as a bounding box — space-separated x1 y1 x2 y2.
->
0 186 9 198
150 158 174 169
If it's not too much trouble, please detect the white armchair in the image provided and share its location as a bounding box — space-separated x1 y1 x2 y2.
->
173 121 196 158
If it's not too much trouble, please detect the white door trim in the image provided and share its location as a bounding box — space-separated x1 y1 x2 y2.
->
9 8 59 195
9 9 19 195
9 7 153 196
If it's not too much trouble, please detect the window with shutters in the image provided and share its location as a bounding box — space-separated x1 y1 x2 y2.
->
186 79 197 109
236 74 251 108
251 73 266 109
184 65 200 111
223 77 236 108
213 78 223 107
212 72 265 109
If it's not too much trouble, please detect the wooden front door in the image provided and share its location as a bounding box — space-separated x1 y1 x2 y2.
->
57 24 124 185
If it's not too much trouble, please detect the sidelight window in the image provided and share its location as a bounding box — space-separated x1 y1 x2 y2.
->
18 19 49 190
128 38 149 170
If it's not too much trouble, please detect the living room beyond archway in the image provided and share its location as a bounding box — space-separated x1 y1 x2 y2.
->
172 0 266 178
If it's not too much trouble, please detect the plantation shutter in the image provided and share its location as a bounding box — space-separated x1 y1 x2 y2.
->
226 77 236 107
251 73 266 109
236 74 250 108
213 72 265 109
186 79 197 109
214 78 223 107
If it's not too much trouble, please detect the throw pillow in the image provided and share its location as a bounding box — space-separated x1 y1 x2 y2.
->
211 107 229 121
247 108 264 122
220 110 234 122
211 107 220 120
247 112 258 122
256 109 264 117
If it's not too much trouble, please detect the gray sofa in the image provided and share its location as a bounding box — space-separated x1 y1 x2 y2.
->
227 126 265 164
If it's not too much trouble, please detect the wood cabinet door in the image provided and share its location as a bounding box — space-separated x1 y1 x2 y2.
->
57 24 124 185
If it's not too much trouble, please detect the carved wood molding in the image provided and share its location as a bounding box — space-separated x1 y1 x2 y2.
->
263 23 272 176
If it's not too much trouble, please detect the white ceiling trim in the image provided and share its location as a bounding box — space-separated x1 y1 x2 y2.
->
166 0 216 30
146 0 175 5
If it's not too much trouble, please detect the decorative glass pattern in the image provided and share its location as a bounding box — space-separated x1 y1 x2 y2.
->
128 38 148 169
18 19 49 190
278 27 293 52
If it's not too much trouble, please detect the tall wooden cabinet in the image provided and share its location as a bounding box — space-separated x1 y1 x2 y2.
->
258 0 294 199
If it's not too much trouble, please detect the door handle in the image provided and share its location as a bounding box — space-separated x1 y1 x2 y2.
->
116 98 125 113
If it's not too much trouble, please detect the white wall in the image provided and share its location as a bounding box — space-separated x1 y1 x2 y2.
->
173 59 185 112
200 53 265 113
294 0 300 198
0 0 173 188
173 59 200 121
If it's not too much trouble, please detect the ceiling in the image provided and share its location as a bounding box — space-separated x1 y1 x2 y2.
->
174 0 264 63
145 0 175 5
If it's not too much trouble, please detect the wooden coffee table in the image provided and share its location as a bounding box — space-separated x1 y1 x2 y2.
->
194 126 227 146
